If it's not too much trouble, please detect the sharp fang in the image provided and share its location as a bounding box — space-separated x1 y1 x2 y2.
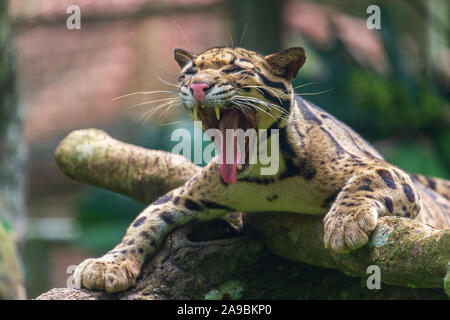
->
193 106 198 120
215 107 220 120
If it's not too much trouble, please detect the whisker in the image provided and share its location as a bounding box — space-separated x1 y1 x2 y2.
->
232 95 291 121
139 98 181 117
113 91 150 101
234 95 289 116
237 108 247 118
248 104 278 121
241 86 286 108
139 101 175 119
232 98 278 121
227 27 234 47
239 15 252 46
254 86 284 105
127 97 180 109
234 96 290 121
231 100 251 118
292 81 319 90
231 99 254 115
159 99 182 124
113 90 178 101
299 88 334 96
155 73 181 88
242 85 288 101
235 74 251 85
140 100 179 124
238 105 250 118
172 19 192 50
159 120 183 126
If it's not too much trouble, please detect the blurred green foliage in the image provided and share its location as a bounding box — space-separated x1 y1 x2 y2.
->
76 189 144 253
292 4 449 180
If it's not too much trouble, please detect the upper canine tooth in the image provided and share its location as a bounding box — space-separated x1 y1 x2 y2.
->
215 107 220 120
193 106 198 120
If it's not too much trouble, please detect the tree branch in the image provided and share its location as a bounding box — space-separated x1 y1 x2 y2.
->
54 128 200 204
45 128 449 299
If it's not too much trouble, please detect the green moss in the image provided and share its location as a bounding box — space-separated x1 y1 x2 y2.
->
444 263 450 298
0 223 24 299
204 280 244 300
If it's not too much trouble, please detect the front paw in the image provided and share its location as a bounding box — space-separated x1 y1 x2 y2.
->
73 255 141 293
324 208 378 253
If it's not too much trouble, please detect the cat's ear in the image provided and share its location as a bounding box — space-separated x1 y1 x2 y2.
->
264 47 306 81
173 48 197 68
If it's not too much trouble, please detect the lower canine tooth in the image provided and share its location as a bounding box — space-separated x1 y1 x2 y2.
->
215 107 220 120
193 106 198 120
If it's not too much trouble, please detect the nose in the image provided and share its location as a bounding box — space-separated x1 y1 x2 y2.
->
189 83 211 103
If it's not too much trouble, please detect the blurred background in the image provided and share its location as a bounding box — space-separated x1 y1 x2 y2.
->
0 0 448 298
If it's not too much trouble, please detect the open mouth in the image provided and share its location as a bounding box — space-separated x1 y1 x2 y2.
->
195 106 256 184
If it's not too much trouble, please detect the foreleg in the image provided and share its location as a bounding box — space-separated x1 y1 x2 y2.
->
324 166 421 253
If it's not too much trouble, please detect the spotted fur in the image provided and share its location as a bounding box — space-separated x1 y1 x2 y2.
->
74 46 450 293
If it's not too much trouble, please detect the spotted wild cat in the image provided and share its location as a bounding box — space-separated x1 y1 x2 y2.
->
73 46 450 293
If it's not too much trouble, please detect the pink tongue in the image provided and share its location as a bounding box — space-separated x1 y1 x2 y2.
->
219 110 241 184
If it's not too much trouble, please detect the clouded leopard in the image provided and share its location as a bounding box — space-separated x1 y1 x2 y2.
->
74 46 450 293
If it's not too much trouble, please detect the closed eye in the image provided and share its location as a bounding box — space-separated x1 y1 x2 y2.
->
222 65 244 74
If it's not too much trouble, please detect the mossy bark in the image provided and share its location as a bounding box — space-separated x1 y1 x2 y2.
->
247 213 449 288
41 128 450 299
37 220 448 300
54 129 200 205
0 225 25 299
